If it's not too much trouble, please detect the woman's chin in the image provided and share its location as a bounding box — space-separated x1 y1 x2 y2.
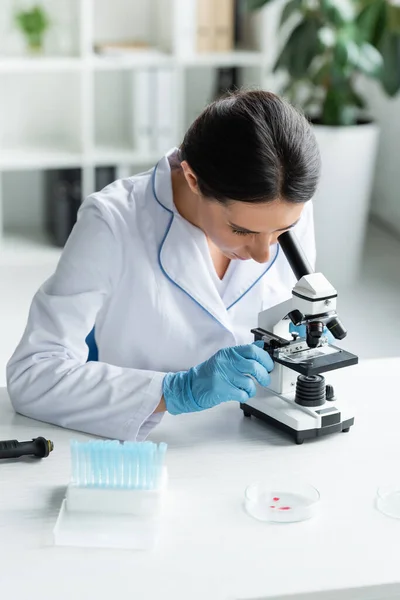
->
226 252 250 261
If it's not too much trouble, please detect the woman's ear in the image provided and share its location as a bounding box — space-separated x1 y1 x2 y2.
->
181 160 201 196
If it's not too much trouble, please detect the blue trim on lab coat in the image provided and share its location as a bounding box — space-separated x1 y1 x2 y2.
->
151 160 280 317
151 163 232 333
226 245 279 310
86 327 98 362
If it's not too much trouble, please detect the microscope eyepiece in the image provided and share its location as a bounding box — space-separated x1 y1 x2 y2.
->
278 231 313 281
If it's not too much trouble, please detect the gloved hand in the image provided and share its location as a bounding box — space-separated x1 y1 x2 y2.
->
163 342 274 415
289 322 335 344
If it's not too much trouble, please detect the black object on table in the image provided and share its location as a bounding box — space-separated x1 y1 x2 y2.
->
0 437 54 459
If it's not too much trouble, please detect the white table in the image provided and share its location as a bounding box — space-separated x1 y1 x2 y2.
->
1 359 400 600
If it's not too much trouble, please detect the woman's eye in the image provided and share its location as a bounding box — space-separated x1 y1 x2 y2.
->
231 228 250 236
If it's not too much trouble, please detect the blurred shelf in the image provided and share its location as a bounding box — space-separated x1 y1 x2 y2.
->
90 51 173 69
0 146 162 171
93 146 160 166
180 50 265 67
0 51 264 73
0 0 268 244
0 148 83 170
92 50 264 68
0 57 83 73
0 229 62 266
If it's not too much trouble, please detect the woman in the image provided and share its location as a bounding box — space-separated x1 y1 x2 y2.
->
7 90 320 441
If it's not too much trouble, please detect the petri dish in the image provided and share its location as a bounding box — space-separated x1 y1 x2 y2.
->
376 485 400 519
244 479 320 523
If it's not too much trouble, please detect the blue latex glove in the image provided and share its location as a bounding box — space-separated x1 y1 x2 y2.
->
289 322 335 344
163 342 274 415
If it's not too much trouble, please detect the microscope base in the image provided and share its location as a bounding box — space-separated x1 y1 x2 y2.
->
240 401 354 445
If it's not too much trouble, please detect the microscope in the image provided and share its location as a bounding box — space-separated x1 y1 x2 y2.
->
241 230 358 444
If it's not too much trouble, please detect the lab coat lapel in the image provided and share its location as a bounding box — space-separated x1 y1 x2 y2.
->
152 153 233 332
222 245 280 310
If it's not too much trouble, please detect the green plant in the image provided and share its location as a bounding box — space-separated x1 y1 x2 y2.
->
248 0 400 125
15 5 49 52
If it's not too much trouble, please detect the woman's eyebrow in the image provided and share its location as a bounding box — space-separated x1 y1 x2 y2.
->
273 219 300 233
229 219 300 234
229 222 260 234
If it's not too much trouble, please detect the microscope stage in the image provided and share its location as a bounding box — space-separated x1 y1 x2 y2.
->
273 345 358 376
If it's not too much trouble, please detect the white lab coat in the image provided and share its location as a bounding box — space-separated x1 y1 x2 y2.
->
7 149 316 441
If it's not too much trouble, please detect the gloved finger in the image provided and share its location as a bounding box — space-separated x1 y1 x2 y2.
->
227 387 252 403
235 343 274 372
253 340 274 361
228 372 257 399
253 340 264 347
231 354 271 387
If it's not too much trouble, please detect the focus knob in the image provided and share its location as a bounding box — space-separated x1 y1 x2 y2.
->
326 384 335 401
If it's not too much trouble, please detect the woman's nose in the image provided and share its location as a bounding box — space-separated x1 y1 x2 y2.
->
249 236 272 263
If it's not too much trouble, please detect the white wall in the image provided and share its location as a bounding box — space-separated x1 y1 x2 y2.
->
94 70 133 148
0 72 81 151
364 81 400 235
93 0 152 46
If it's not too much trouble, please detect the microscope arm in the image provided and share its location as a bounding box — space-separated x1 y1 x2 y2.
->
258 231 346 345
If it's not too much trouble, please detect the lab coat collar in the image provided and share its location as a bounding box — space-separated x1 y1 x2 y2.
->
152 148 179 214
223 246 279 310
152 153 280 330
152 153 232 332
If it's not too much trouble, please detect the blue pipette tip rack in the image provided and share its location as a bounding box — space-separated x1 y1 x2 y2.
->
70 439 168 490
53 439 168 550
